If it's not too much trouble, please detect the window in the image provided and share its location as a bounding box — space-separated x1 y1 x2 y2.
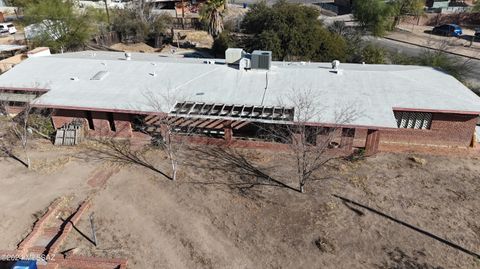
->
394 111 432 129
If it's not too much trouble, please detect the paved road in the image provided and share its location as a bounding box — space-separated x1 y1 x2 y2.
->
368 37 480 87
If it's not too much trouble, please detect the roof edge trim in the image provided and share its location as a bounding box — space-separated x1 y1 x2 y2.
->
393 107 480 115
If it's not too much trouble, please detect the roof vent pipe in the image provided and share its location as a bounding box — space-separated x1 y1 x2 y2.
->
125 52 131 61
331 60 342 75
332 60 340 70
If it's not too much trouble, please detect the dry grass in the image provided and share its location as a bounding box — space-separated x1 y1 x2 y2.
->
1 143 480 268
31 156 72 174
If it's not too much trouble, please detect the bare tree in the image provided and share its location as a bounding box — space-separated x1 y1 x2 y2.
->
260 89 358 193
142 89 195 181
0 102 33 168
79 88 192 182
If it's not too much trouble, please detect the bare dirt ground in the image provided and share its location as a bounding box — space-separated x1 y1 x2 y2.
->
110 42 159 53
1 141 480 268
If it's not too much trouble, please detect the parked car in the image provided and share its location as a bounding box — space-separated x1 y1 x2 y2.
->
432 24 462 37
0 23 16 34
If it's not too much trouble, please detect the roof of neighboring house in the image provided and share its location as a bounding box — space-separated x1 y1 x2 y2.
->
0 53 25 73
0 50 479 129
0 44 26 52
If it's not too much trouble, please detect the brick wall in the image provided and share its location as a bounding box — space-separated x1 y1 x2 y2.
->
353 129 368 148
52 109 133 138
53 109 477 150
113 113 133 138
381 113 477 147
52 110 87 129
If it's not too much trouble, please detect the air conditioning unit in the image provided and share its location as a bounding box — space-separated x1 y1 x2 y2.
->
251 50 272 70
225 48 246 64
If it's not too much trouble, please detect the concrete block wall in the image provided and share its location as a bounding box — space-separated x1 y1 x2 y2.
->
381 113 477 147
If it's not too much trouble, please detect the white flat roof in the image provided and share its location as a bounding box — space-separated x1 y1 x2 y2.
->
0 51 479 128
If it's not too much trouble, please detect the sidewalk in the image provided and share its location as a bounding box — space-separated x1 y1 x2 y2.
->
386 24 480 60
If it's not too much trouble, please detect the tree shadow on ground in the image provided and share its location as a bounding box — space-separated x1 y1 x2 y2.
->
377 247 444 269
78 139 172 180
0 145 29 168
183 145 301 196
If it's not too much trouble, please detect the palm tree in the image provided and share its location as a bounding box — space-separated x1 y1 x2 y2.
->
201 0 225 38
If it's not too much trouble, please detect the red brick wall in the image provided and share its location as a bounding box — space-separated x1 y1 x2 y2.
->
53 110 477 149
89 111 114 137
353 129 368 148
52 109 133 138
381 113 477 147
4 105 25 115
113 113 133 138
52 110 87 129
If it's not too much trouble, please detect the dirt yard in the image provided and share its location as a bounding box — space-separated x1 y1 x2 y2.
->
0 140 479 268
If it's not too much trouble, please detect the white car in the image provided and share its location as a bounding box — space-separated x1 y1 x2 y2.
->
0 23 17 34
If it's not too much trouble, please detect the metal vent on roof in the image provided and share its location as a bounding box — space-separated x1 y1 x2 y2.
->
90 71 109 81
170 102 294 122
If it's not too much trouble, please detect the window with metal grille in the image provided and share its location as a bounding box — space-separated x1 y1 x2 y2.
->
394 111 432 129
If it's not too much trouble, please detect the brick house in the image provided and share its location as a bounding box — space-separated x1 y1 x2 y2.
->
0 50 479 153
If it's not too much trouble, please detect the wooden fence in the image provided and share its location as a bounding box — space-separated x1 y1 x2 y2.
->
54 122 84 146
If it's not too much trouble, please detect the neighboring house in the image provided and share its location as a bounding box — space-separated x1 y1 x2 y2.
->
426 0 472 13
0 50 479 152
334 0 470 14
333 0 393 14
24 20 63 41
426 0 451 9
